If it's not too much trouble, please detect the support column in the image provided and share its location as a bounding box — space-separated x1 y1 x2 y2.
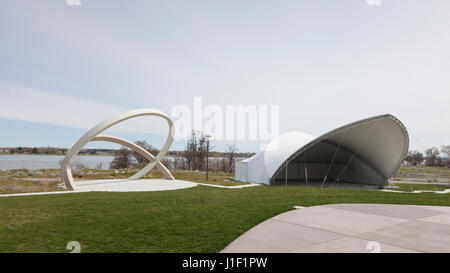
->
304 153 308 185
285 162 288 187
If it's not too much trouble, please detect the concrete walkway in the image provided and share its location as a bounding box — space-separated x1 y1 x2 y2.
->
196 182 260 189
390 180 450 186
0 179 260 198
382 188 450 194
222 204 450 253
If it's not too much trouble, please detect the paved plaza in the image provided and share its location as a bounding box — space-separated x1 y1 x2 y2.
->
222 204 450 253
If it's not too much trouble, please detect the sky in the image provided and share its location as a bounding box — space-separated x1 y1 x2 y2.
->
0 0 449 152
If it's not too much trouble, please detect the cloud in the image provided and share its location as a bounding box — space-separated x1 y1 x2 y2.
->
0 81 170 135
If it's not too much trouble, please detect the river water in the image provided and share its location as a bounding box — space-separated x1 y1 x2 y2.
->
0 154 242 171
0 155 114 170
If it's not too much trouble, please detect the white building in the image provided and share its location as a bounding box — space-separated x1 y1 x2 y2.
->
235 114 409 187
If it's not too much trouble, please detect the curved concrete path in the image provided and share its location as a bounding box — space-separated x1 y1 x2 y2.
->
0 179 260 198
0 179 198 197
73 178 197 192
222 204 450 253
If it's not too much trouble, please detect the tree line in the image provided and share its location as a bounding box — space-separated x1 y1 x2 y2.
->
7 147 68 155
5 146 117 155
405 145 450 167
110 130 251 173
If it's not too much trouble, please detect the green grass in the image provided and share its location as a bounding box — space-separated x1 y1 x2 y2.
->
171 170 247 186
392 183 450 193
1 185 450 253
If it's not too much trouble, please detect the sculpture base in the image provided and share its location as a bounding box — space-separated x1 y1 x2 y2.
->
73 179 197 192
0 179 198 198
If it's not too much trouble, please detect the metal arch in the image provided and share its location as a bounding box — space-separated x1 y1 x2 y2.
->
60 109 174 190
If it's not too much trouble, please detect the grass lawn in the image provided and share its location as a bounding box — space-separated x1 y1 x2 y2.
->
1 185 450 253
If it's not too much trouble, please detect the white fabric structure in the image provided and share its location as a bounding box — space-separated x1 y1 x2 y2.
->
235 132 316 184
235 114 409 187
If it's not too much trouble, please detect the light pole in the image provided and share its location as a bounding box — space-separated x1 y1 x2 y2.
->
205 135 211 181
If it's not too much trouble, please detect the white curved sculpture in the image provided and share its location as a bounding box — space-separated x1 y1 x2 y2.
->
61 109 175 190
91 135 174 180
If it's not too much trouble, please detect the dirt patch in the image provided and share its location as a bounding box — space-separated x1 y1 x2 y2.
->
0 178 64 194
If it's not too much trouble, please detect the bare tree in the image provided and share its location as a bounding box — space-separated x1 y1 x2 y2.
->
173 156 187 170
442 145 450 157
425 147 441 166
72 160 87 171
110 147 133 169
183 130 208 171
133 140 158 166
225 143 238 173
405 151 414 166
184 130 197 170
441 145 450 167
405 150 424 166
197 133 207 171
160 158 172 170
412 151 424 166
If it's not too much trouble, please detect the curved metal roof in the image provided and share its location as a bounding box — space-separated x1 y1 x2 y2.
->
235 114 409 186
269 114 409 184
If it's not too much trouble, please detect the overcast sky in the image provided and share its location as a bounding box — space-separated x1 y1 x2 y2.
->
0 0 449 152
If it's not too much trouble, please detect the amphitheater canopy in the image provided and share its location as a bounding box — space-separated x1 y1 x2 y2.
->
235 114 409 187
